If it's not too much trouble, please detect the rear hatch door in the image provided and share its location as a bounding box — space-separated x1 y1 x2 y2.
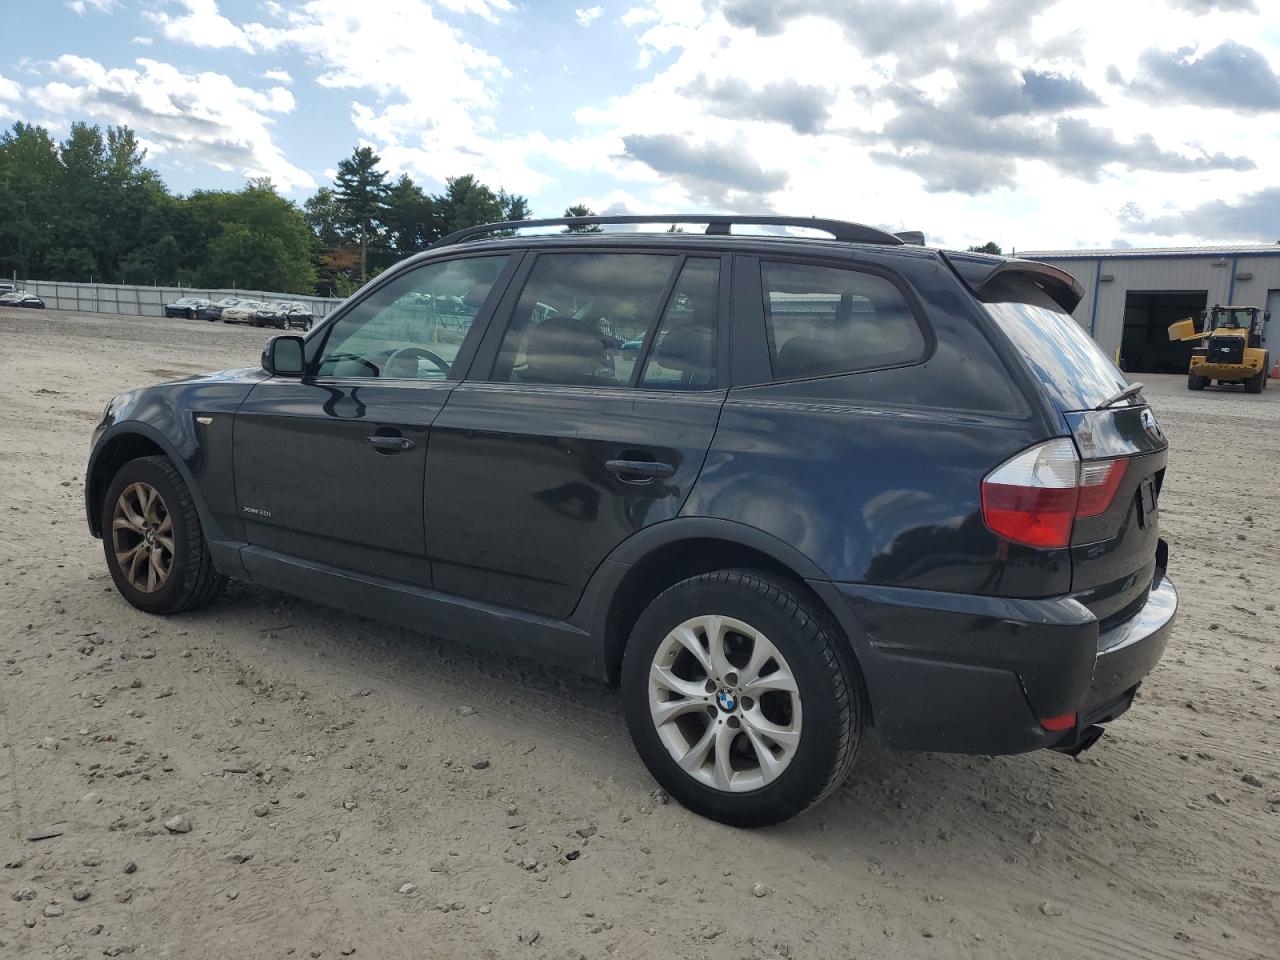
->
961 260 1169 626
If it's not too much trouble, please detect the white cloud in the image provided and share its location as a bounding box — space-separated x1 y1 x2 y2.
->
31 56 313 191
147 0 253 52
91 0 1277 245
131 36 154 46
566 0 1280 247
0 73 21 104
239 0 539 190
67 0 116 13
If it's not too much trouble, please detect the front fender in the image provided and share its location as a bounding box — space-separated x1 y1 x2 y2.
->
85 368 266 574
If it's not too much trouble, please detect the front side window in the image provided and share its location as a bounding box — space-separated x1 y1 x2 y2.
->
315 255 508 379
489 253 677 387
762 261 925 380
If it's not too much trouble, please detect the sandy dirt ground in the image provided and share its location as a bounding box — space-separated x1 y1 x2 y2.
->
0 307 1277 960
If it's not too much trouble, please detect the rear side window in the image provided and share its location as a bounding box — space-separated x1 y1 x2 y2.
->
762 261 925 380
639 257 719 390
981 276 1125 412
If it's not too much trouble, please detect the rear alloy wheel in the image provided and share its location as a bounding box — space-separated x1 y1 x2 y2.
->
102 456 225 615
622 570 865 827
647 614 803 793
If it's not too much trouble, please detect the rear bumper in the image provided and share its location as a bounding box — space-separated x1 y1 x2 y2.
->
812 560 1177 755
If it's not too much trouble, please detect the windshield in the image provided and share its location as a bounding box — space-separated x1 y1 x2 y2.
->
1213 308 1254 330
981 275 1127 412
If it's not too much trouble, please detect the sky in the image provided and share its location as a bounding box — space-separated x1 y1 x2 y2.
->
2 0 1278 251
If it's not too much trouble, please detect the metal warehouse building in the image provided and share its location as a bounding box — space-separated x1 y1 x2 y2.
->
1023 245 1280 373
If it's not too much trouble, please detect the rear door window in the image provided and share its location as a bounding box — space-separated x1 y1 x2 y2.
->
761 261 926 380
980 275 1126 412
488 253 677 387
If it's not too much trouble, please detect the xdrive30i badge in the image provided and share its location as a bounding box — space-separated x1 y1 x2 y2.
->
242 506 272 518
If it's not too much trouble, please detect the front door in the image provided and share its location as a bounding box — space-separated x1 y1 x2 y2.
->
232 253 516 585
426 251 729 617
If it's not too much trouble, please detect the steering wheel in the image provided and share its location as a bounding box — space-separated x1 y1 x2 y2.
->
384 345 451 378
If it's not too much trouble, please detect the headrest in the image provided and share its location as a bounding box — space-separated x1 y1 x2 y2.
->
774 336 830 379
523 318 604 385
462 285 491 309
653 325 714 372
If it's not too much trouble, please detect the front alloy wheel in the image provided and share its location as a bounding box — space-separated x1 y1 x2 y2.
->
111 481 174 592
648 615 802 792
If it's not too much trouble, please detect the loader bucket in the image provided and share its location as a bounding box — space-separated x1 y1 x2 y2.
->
1168 317 1198 342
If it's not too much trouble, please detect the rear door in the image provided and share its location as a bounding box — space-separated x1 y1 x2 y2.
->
980 275 1168 624
425 250 730 618
232 253 515 586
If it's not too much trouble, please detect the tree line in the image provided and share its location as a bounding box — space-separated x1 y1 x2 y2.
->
0 122 574 298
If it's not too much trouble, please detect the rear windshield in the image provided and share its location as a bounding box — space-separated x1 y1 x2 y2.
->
981 276 1126 412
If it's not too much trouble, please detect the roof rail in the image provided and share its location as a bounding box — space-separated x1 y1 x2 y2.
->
427 214 906 249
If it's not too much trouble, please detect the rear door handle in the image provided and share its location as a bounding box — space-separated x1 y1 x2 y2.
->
366 435 415 452
605 459 675 481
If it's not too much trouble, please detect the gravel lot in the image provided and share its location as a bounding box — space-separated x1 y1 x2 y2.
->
1 307 1277 960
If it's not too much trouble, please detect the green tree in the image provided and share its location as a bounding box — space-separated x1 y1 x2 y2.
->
499 189 531 222
563 203 602 232
303 186 349 247
0 123 62 280
189 179 315 293
383 174 436 259
966 241 1003 255
334 145 389 282
436 174 505 236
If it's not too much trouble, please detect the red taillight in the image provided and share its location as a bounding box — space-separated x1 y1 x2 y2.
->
981 440 1128 549
1076 458 1128 517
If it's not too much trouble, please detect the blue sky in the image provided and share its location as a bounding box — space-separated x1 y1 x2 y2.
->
2 1 1277 250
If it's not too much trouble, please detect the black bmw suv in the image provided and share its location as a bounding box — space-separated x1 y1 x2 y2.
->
85 215 1176 826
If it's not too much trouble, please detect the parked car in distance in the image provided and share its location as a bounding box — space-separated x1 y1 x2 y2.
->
164 296 212 319
85 214 1177 827
254 300 314 331
221 301 264 324
1 291 45 309
0 281 14 294
197 297 249 322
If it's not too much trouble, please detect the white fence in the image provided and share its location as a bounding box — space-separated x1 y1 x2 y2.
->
17 280 344 319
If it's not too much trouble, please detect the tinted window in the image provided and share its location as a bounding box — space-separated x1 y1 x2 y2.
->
762 262 925 380
981 275 1126 412
491 253 676 386
639 257 719 390
316 256 507 380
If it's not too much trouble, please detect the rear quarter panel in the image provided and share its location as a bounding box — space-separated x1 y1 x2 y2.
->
685 252 1070 596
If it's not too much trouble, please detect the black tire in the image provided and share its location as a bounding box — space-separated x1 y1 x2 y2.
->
101 455 225 615
621 570 866 827
1245 363 1266 394
187 309 196 320
1188 371 1207 390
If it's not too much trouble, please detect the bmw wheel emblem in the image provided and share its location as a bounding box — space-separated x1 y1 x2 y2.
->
716 689 737 712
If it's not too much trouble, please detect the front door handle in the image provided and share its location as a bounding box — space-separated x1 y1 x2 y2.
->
605 459 675 481
366 435 415 452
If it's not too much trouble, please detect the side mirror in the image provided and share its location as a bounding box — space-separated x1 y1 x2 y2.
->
262 335 305 376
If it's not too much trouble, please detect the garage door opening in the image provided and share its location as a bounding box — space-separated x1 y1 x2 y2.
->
1120 291 1207 373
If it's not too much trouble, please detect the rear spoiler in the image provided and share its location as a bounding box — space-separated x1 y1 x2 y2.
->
942 251 1084 314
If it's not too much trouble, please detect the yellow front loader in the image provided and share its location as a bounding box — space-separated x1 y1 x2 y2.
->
1168 305 1269 393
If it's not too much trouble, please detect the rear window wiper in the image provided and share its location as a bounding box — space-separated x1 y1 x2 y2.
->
1095 381 1144 410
